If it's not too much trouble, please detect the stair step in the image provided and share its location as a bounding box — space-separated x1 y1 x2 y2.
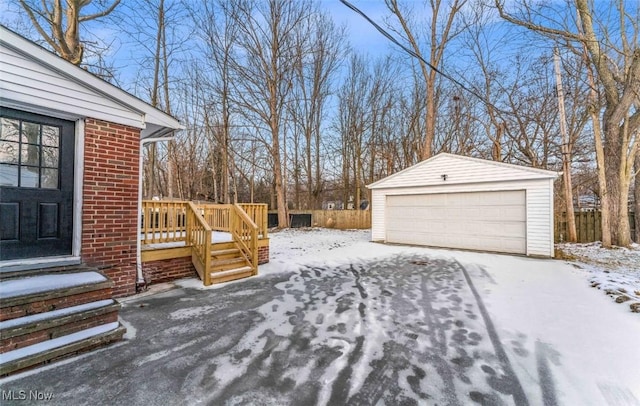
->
0 263 94 280
0 322 125 376
0 299 120 352
211 248 240 257
210 257 247 272
0 271 109 301
210 266 254 284
0 272 113 322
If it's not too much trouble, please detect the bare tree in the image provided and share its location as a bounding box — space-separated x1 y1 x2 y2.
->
635 154 640 242
496 0 640 246
289 11 345 209
230 0 313 227
18 0 121 65
385 0 468 160
191 0 243 204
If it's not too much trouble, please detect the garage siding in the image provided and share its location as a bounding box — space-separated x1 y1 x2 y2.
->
524 179 554 256
371 191 386 241
370 154 557 189
371 179 554 257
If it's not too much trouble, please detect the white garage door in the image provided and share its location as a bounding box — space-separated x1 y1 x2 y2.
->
386 190 526 254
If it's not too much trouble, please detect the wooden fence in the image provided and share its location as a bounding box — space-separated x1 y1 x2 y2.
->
555 211 636 243
270 210 372 230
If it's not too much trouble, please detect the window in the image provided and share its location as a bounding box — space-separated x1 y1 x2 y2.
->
0 117 60 189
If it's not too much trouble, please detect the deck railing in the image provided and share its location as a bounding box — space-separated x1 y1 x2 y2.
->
231 204 258 275
198 204 231 232
238 203 268 238
141 200 188 244
141 200 267 284
186 202 212 285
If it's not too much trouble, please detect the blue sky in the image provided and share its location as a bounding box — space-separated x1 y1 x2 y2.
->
323 0 393 55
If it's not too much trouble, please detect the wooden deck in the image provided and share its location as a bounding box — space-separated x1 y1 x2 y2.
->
140 201 268 285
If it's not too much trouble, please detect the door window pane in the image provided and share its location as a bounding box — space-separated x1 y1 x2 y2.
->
0 163 18 186
0 118 20 142
0 141 19 164
21 143 40 166
42 126 59 147
23 122 40 145
20 166 39 187
0 116 65 189
41 168 58 189
42 146 59 168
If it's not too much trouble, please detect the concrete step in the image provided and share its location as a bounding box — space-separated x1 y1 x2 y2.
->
0 322 126 376
0 299 120 353
0 271 113 322
0 267 125 377
210 266 254 284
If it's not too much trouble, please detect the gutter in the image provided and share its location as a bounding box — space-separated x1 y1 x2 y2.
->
136 135 175 291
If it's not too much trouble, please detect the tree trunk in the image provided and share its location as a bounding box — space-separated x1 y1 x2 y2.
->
603 115 632 246
634 153 640 243
554 48 576 242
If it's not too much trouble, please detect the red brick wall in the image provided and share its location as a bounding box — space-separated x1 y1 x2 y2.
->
81 119 139 297
258 245 269 265
142 257 197 285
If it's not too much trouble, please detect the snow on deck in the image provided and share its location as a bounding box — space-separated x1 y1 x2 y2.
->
141 231 233 250
0 272 107 299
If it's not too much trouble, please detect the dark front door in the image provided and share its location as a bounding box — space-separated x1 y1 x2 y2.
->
0 107 75 260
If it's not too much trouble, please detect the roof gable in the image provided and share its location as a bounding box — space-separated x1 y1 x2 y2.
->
0 26 182 138
368 153 558 189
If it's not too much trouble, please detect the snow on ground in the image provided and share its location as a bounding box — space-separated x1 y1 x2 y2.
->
3 228 639 405
212 228 640 403
556 242 640 313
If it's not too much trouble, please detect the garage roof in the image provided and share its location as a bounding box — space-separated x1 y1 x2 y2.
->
368 153 558 189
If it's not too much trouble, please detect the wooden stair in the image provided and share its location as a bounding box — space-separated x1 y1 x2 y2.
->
0 267 125 376
209 242 255 284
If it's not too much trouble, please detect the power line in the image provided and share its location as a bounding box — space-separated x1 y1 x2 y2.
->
339 0 506 114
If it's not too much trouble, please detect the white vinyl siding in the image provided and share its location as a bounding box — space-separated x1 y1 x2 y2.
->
369 154 557 257
386 191 526 254
369 153 559 189
0 46 144 129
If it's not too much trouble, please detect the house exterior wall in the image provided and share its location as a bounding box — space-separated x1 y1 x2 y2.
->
81 118 140 297
0 44 143 129
371 178 555 257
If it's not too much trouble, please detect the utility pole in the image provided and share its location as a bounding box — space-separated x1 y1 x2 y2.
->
554 47 577 242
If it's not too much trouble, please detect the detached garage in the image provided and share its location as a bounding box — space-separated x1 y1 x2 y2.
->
368 153 559 257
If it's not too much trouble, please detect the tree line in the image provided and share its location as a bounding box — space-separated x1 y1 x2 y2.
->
5 0 639 246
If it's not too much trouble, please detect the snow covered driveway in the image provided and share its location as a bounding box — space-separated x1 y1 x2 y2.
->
1 229 639 405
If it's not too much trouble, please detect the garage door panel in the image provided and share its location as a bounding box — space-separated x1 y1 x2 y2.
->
385 191 526 254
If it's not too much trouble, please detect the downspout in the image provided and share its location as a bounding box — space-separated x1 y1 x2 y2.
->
136 135 174 292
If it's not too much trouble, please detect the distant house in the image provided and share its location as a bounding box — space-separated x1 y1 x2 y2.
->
368 153 558 257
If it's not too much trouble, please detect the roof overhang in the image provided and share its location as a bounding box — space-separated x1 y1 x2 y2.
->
0 25 184 138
